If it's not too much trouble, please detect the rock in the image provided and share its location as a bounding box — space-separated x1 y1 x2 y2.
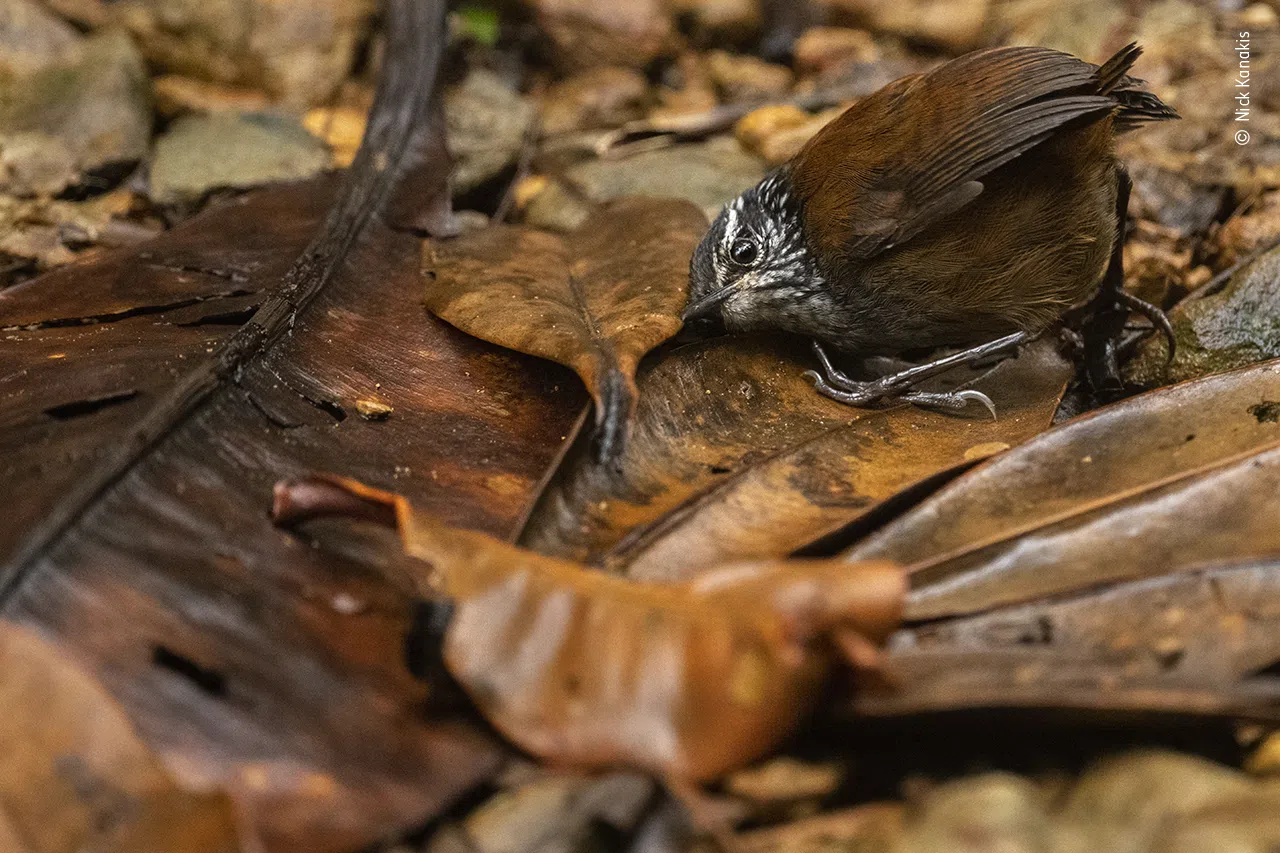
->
899 774 1050 853
0 28 151 196
149 112 331 204
1054 752 1258 853
526 0 675 72
462 772 654 853
736 103 844 165
562 138 766 221
652 51 719 120
821 0 992 53
1126 241 1280 386
726 758 843 821
995 0 1123 61
42 0 374 106
0 0 81 77
706 49 793 103
666 0 762 47
793 26 880 78
539 67 650 136
445 68 536 195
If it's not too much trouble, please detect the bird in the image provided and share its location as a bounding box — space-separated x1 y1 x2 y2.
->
683 43 1178 412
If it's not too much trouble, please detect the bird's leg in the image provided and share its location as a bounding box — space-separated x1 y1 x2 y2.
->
1079 166 1175 398
805 330 1035 418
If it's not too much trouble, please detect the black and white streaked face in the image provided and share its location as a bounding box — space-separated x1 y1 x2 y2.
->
685 172 829 337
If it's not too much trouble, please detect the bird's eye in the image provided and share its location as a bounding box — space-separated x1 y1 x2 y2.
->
729 238 759 266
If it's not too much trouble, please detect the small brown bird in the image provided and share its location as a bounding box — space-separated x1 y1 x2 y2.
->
684 43 1177 410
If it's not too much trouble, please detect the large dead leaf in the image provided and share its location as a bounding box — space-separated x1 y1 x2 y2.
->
844 359 1280 620
0 621 244 853
857 558 1280 719
272 476 905 783
424 197 705 461
0 3 584 849
520 337 1070 577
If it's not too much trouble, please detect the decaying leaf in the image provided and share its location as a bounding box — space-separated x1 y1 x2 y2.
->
858 558 1280 719
0 621 244 853
424 197 706 461
520 336 1070 576
1 3 571 848
844 358 1280 620
272 476 905 783
614 341 1070 581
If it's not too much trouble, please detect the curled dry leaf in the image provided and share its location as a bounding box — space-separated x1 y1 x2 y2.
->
424 197 706 462
0 622 244 853
844 359 1280 620
520 337 1070 579
272 476 905 783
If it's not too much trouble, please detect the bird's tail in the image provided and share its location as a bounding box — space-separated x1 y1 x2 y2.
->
1094 42 1180 131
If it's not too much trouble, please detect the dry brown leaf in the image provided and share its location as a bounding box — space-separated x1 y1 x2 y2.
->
424 197 705 462
0 621 246 853
844 358 1280 620
613 341 1069 581
520 336 1070 578
1 5 523 847
272 476 905 783
858 558 1280 719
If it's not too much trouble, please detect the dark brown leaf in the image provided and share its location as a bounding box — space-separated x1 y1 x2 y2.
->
424 197 705 461
856 559 1280 721
520 337 1070 579
273 475 905 783
0 622 244 853
844 359 1280 620
0 3 584 848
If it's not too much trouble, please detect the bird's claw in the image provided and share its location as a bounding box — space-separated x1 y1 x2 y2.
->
807 342 1002 418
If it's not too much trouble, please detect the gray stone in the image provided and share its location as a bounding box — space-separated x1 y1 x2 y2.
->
0 0 81 77
1127 245 1280 387
149 112 330 203
566 138 766 221
445 68 536 195
0 28 151 196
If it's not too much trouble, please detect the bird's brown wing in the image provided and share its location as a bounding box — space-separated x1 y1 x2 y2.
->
790 46 1117 263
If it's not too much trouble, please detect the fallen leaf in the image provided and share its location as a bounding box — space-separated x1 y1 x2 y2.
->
0 621 244 853
1 3 576 848
614 341 1069 581
272 475 905 783
844 359 1280 620
520 336 1070 579
425 196 705 461
858 558 1280 719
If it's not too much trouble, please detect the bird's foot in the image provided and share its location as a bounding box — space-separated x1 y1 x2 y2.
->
802 333 1035 419
1078 291 1175 398
1116 291 1176 361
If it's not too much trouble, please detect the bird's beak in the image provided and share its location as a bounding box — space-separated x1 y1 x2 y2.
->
680 283 740 324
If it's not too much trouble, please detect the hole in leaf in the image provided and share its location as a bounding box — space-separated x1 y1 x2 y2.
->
44 390 138 420
178 306 259 327
152 645 228 698
1248 658 1280 680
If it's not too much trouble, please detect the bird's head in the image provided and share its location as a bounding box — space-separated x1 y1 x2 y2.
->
684 172 827 337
